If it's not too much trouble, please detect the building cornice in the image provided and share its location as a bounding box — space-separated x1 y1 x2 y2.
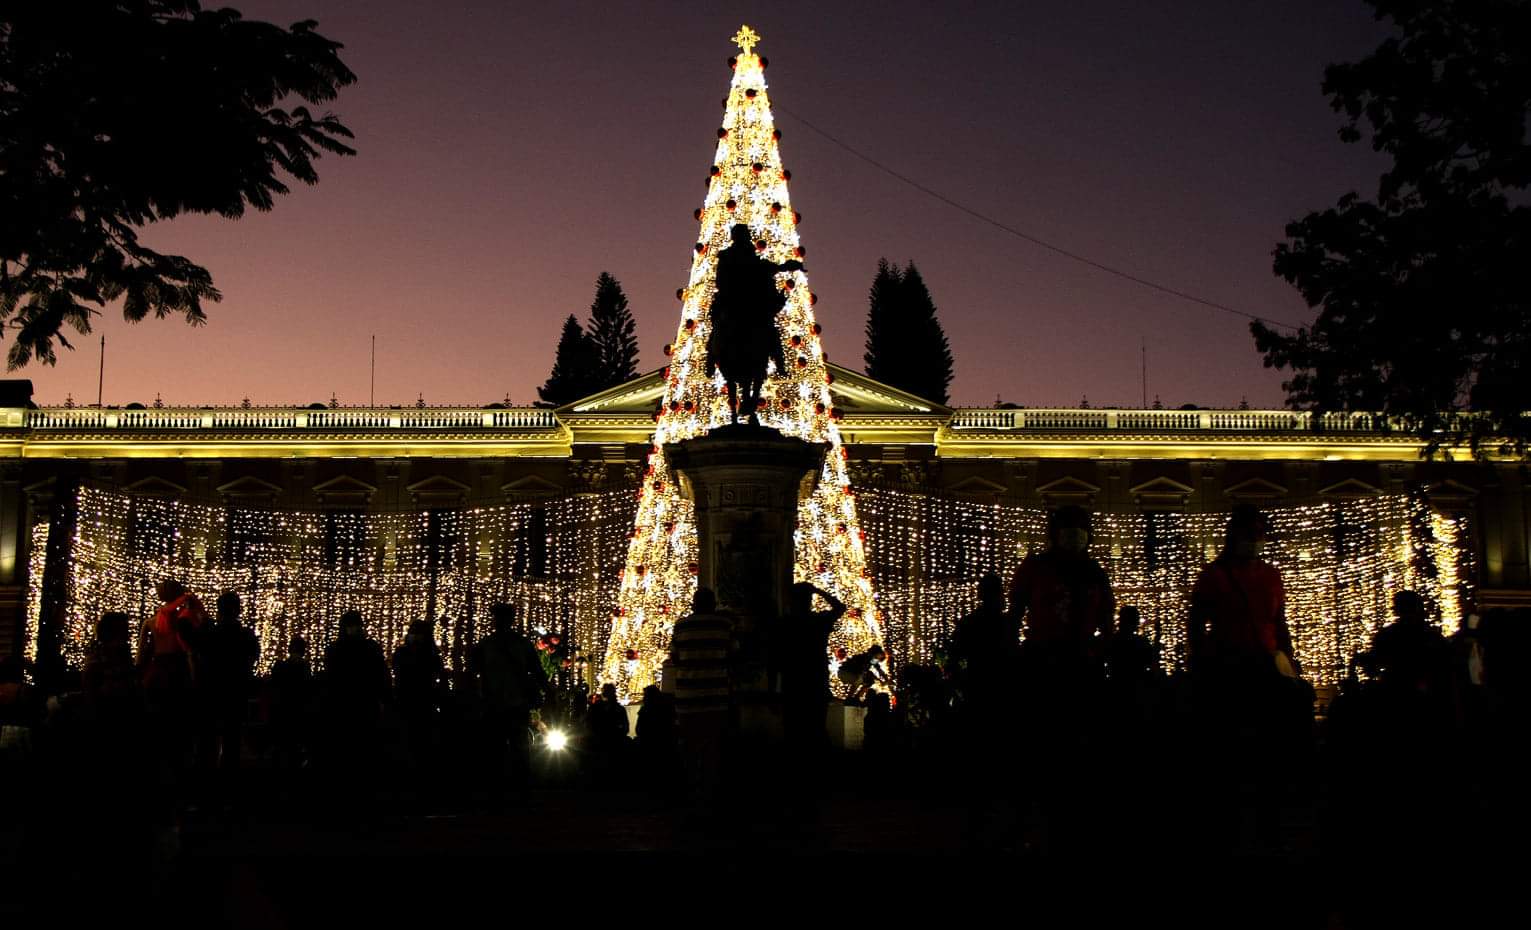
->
0 404 1483 462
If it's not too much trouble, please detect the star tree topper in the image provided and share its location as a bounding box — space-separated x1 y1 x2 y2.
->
732 24 760 56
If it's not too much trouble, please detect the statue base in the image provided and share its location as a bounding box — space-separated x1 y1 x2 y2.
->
667 424 827 620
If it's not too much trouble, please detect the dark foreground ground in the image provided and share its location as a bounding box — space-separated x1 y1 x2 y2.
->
2 740 1504 929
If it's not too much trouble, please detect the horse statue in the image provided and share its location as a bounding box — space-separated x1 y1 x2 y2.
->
706 224 804 424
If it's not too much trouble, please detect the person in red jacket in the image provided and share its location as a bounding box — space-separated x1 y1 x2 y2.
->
139 579 207 702
1188 506 1295 679
1009 505 1116 674
138 579 207 768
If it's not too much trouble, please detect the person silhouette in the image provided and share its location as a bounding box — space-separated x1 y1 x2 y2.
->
773 582 844 759
707 223 803 423
268 634 313 771
1368 590 1450 696
198 591 259 772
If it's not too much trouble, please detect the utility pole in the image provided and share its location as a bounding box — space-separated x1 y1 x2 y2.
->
370 335 376 407
96 335 105 407
1140 339 1148 409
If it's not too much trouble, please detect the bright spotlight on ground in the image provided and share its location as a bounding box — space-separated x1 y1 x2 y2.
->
545 729 569 752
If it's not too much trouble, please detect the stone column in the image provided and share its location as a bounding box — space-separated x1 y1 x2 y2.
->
666 424 827 619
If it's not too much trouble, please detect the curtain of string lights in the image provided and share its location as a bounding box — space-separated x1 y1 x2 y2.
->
30 484 1469 692
32 486 635 674
855 487 1472 688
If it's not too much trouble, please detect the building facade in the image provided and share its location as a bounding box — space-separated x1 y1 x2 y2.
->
1 368 1523 685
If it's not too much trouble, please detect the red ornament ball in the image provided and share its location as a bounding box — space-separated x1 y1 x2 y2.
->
727 56 737 70
751 162 763 174
815 402 826 415
717 127 728 139
694 243 706 254
726 198 737 211
835 647 848 661
756 398 769 409
773 129 782 141
676 288 685 300
812 322 822 335
710 165 721 176
759 56 769 69
795 355 808 368
688 562 700 575
790 334 803 346
625 649 639 661
770 202 782 213
810 292 819 306
781 169 792 181
755 239 767 251
794 211 803 224
779 397 791 410
745 88 757 98
684 318 696 331
795 246 806 258
693 208 703 221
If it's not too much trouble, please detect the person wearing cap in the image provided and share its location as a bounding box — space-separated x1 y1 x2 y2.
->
1009 505 1116 673
1188 505 1295 680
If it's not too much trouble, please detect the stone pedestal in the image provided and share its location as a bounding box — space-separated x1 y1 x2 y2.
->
666 424 827 618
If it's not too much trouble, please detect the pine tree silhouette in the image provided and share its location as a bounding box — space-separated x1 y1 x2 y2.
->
585 272 640 390
864 258 905 388
900 263 954 404
863 259 953 404
537 314 598 406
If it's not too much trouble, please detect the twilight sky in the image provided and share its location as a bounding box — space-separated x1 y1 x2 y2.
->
21 0 1392 409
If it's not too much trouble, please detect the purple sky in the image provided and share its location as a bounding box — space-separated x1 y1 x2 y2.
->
20 1 1391 410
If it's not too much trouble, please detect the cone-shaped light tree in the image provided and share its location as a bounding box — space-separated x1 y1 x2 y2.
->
602 26 880 699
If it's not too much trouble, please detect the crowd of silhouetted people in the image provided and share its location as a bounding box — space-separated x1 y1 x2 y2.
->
2 502 1528 888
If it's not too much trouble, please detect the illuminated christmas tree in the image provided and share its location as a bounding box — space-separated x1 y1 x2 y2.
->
602 26 880 699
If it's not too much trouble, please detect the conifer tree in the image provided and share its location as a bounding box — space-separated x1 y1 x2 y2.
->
900 263 954 404
863 259 905 385
585 272 640 390
863 259 954 404
537 315 598 406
